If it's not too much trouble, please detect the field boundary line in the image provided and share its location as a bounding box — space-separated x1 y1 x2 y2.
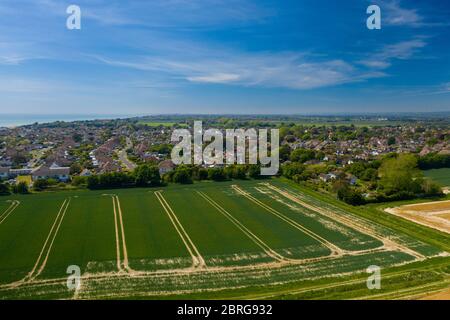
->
196 191 287 262
109 195 123 272
114 195 134 273
0 200 20 225
263 183 425 260
232 185 341 256
155 191 206 269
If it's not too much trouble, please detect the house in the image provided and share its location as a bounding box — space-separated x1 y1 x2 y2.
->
80 169 92 177
319 173 337 183
348 175 357 185
0 167 10 180
32 166 70 182
9 168 33 177
158 160 175 175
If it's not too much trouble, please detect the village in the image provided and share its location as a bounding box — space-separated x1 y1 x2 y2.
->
0 117 448 193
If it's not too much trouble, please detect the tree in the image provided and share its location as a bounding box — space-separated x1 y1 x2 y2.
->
281 163 305 179
70 163 82 175
387 137 396 145
335 182 365 205
290 148 316 163
418 153 450 170
13 182 29 194
87 175 100 189
134 164 161 187
173 168 193 184
72 133 83 143
33 179 49 191
197 168 209 180
232 166 247 180
421 179 443 196
207 168 227 181
248 165 261 179
378 154 422 195
0 183 10 195
71 176 87 186
279 145 291 162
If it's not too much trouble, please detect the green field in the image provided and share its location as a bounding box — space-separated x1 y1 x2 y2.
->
0 179 448 299
424 168 450 186
138 121 187 128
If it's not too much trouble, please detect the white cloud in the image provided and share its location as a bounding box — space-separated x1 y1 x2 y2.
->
95 50 386 90
381 0 423 27
188 73 241 83
378 39 427 60
358 38 427 69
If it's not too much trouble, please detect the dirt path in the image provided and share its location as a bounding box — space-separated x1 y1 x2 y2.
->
155 191 206 269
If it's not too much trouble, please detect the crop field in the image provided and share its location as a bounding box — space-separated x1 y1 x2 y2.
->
423 168 450 187
385 200 450 235
0 179 448 299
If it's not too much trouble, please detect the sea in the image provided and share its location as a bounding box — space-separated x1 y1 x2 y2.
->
0 114 133 128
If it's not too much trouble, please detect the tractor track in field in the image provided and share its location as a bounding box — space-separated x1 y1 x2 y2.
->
110 194 123 272
155 191 206 270
261 183 426 260
1 198 71 289
196 190 287 262
0 253 442 300
0 185 406 293
107 194 137 274
232 185 343 257
0 183 440 298
0 200 20 225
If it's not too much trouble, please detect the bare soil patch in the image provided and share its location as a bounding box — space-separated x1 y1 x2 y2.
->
385 200 450 234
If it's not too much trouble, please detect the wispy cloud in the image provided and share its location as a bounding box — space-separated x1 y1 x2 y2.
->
95 49 387 90
23 0 273 27
381 0 423 27
358 38 427 69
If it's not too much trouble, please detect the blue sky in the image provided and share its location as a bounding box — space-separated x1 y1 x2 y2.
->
0 0 449 115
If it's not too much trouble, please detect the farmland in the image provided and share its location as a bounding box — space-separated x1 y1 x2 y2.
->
385 200 450 235
0 179 449 299
423 168 450 187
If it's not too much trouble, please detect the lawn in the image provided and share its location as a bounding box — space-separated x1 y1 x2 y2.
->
423 168 450 186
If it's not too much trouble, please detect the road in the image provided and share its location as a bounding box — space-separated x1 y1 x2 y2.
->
117 138 137 171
